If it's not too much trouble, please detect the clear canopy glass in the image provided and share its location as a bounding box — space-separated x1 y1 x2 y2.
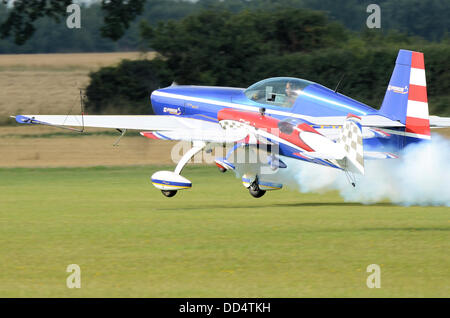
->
244 77 312 108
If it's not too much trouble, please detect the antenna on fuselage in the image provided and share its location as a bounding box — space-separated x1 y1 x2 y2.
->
334 73 346 93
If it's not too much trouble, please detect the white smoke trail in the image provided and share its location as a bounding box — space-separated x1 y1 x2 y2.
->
282 134 450 206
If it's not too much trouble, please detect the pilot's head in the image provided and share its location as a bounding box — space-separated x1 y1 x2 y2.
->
285 81 299 97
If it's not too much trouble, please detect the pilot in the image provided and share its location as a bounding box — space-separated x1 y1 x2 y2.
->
284 81 301 107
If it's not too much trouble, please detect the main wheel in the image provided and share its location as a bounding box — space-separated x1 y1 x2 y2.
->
215 162 227 173
161 190 177 197
248 183 266 198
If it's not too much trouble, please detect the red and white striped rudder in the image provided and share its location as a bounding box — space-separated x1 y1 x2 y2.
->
405 51 430 138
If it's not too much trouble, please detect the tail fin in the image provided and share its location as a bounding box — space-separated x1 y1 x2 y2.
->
337 114 364 175
379 49 430 140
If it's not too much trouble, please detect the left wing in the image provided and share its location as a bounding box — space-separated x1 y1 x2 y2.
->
15 114 213 131
13 115 248 143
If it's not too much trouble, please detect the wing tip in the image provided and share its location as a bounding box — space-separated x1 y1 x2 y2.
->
13 115 32 124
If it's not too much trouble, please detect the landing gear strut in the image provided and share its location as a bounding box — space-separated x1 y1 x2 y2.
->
151 141 206 198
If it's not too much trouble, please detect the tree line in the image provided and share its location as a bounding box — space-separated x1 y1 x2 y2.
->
1 0 449 53
1 1 448 115
85 8 450 116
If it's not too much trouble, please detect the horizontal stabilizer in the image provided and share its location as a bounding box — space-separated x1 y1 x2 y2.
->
430 115 450 128
364 151 398 160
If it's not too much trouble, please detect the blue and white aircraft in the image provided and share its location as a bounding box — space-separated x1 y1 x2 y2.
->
13 50 450 198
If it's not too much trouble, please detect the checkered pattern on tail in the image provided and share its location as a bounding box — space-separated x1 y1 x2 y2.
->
338 115 365 175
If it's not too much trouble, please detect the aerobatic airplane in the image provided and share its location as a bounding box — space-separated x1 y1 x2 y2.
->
12 50 450 198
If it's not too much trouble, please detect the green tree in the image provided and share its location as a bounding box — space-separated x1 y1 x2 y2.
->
0 0 145 45
2 0 449 51
140 8 348 86
85 59 171 114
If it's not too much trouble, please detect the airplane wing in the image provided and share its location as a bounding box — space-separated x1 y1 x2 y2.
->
13 115 248 143
14 113 407 131
14 114 214 131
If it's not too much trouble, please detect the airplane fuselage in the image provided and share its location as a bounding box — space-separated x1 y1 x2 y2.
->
150 78 403 165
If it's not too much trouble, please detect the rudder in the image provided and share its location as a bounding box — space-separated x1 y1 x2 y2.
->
379 49 430 141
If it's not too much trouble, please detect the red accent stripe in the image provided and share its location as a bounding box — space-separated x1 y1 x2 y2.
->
411 52 425 69
218 108 316 152
293 152 311 160
237 135 259 144
387 153 399 159
215 162 226 170
297 123 321 134
405 116 430 136
408 84 428 102
346 113 361 120
140 132 159 139
373 128 390 137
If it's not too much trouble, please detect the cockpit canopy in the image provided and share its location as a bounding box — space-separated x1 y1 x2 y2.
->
244 77 312 108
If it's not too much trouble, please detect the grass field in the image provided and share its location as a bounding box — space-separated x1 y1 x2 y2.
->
0 165 448 297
